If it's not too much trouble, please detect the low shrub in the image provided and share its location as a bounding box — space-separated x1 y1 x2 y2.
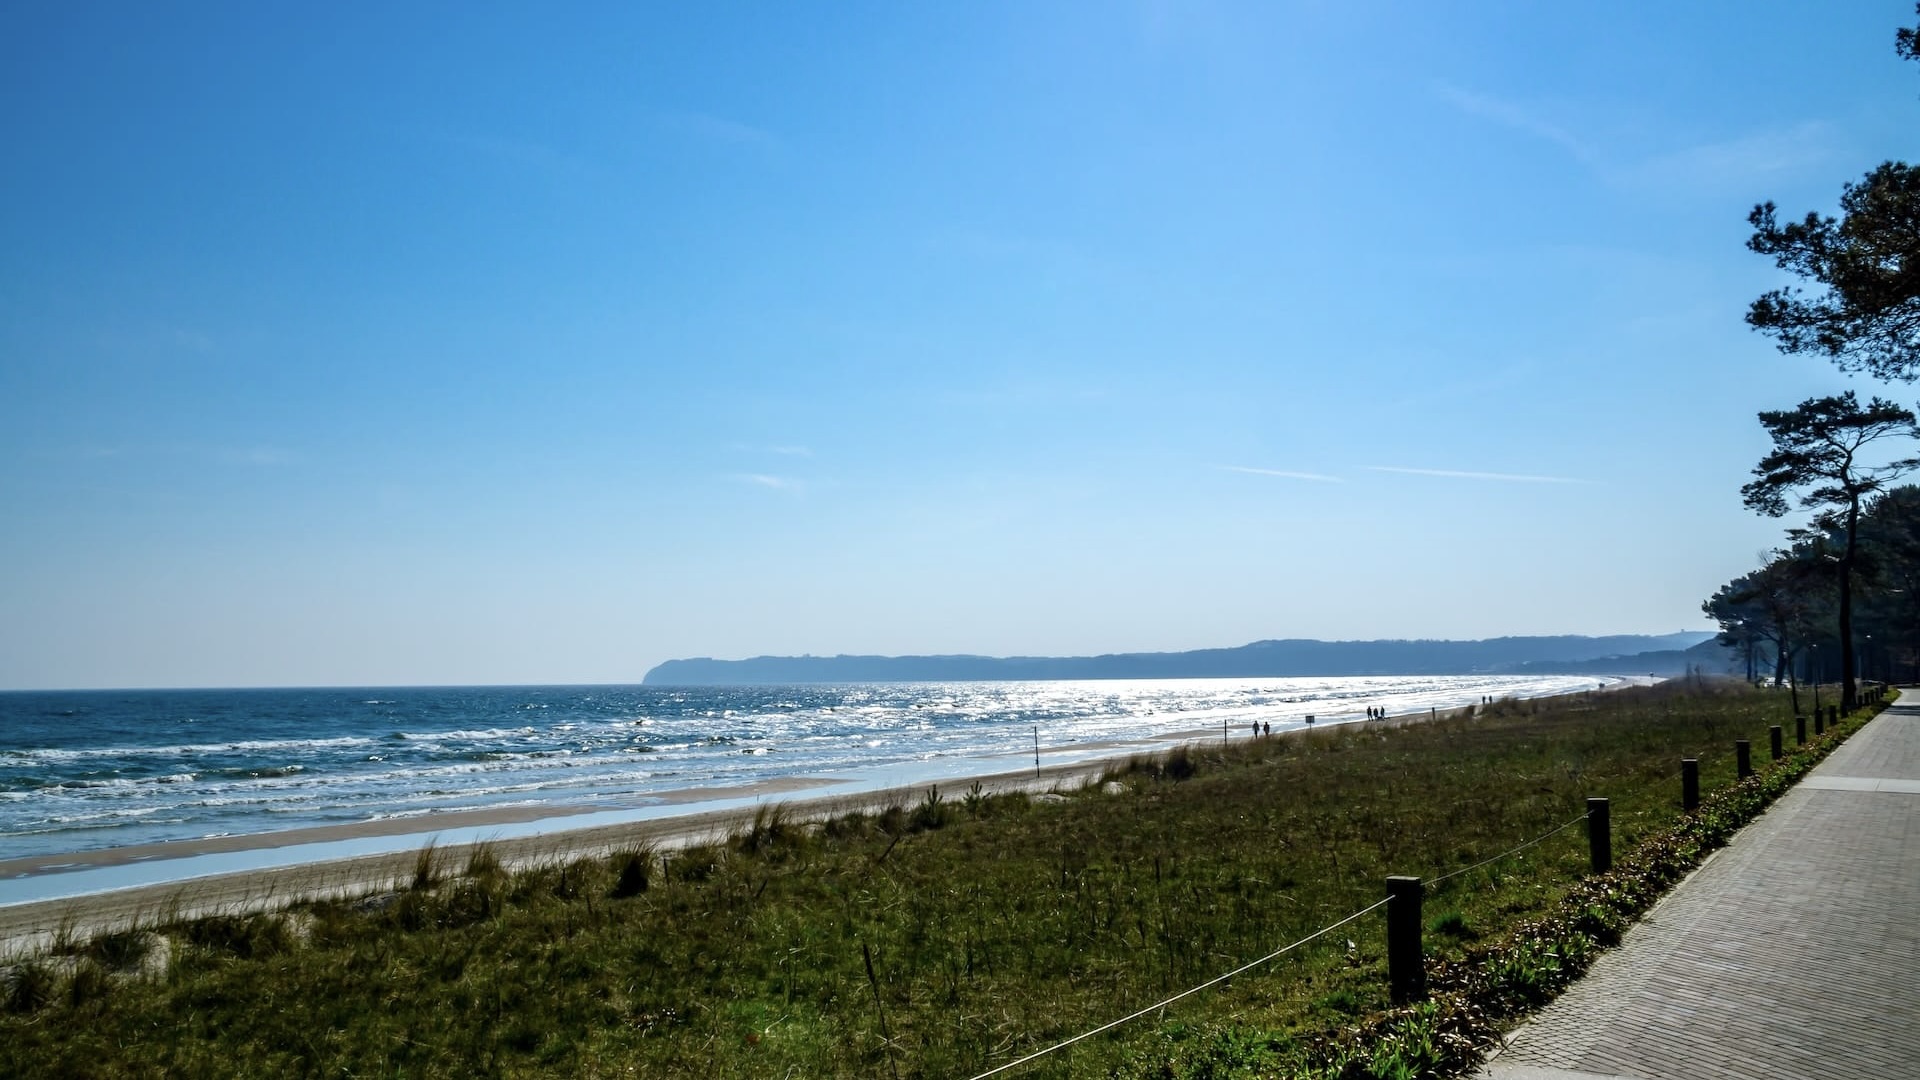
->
609 847 653 898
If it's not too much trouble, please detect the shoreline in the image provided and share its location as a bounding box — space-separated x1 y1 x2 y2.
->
0 678 1652 955
0 748 1143 956
0 775 852 878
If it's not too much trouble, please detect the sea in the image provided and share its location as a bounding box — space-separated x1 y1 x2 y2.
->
0 675 1614 875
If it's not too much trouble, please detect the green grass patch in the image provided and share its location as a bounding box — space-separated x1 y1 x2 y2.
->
0 680 1859 1079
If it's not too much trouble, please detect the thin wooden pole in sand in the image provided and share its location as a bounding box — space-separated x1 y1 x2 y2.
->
1033 727 1040 778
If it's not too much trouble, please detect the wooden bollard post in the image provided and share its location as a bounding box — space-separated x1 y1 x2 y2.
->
1797 715 1808 744
1681 758 1699 812
1828 704 1839 728
1736 740 1752 780
1586 797 1611 873
1770 725 1783 761
1815 710 1825 736
1386 876 1425 1005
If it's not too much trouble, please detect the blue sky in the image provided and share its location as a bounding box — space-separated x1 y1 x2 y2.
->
2 2 1915 689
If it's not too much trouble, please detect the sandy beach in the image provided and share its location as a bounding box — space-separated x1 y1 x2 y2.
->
0 739 1141 956
0 682 1652 957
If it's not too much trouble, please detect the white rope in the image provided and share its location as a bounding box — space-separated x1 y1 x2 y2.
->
964 896 1391 1080
1427 810 1590 888
965 809 1592 1078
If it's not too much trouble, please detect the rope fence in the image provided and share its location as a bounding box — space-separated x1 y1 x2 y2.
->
964 805 1593 1080
960 700 1879 1077
965 896 1391 1080
1427 810 1590 888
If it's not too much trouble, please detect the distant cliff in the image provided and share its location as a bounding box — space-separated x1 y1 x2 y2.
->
642 633 1718 685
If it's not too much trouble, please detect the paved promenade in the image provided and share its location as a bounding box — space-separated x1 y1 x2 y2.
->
1479 695 1920 1080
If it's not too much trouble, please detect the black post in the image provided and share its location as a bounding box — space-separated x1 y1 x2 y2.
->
1736 740 1752 780
1386 876 1425 1005
1828 704 1839 728
1681 758 1699 812
1586 797 1611 874
1770 725 1784 761
1797 715 1808 744
1815 710 1826 736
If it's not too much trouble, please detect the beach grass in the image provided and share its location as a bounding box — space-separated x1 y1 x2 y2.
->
0 680 1828 1078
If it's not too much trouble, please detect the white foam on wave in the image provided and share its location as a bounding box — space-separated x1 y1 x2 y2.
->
9 734 378 763
394 726 539 742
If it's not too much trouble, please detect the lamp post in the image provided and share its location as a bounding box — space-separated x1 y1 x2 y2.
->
1812 643 1821 716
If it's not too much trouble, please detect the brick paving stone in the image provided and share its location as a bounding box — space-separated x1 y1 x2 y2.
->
1478 699 1920 1080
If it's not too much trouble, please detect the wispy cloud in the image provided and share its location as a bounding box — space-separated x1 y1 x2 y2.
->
1220 465 1344 483
923 227 1125 295
1625 121 1833 191
1367 466 1587 484
220 446 297 466
30 443 295 466
167 327 215 352
733 473 804 493
1435 81 1834 194
660 111 782 151
1433 81 1597 163
440 132 595 180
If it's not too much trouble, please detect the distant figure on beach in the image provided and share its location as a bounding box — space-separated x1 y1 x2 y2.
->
1262 721 1271 736
1251 721 1259 738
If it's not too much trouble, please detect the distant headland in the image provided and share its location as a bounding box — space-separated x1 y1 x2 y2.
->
642 632 1720 685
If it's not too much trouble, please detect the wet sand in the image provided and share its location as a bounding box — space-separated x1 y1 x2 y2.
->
0 751 1127 956
0 776 850 877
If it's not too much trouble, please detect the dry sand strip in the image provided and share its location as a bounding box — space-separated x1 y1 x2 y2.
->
0 749 1142 958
